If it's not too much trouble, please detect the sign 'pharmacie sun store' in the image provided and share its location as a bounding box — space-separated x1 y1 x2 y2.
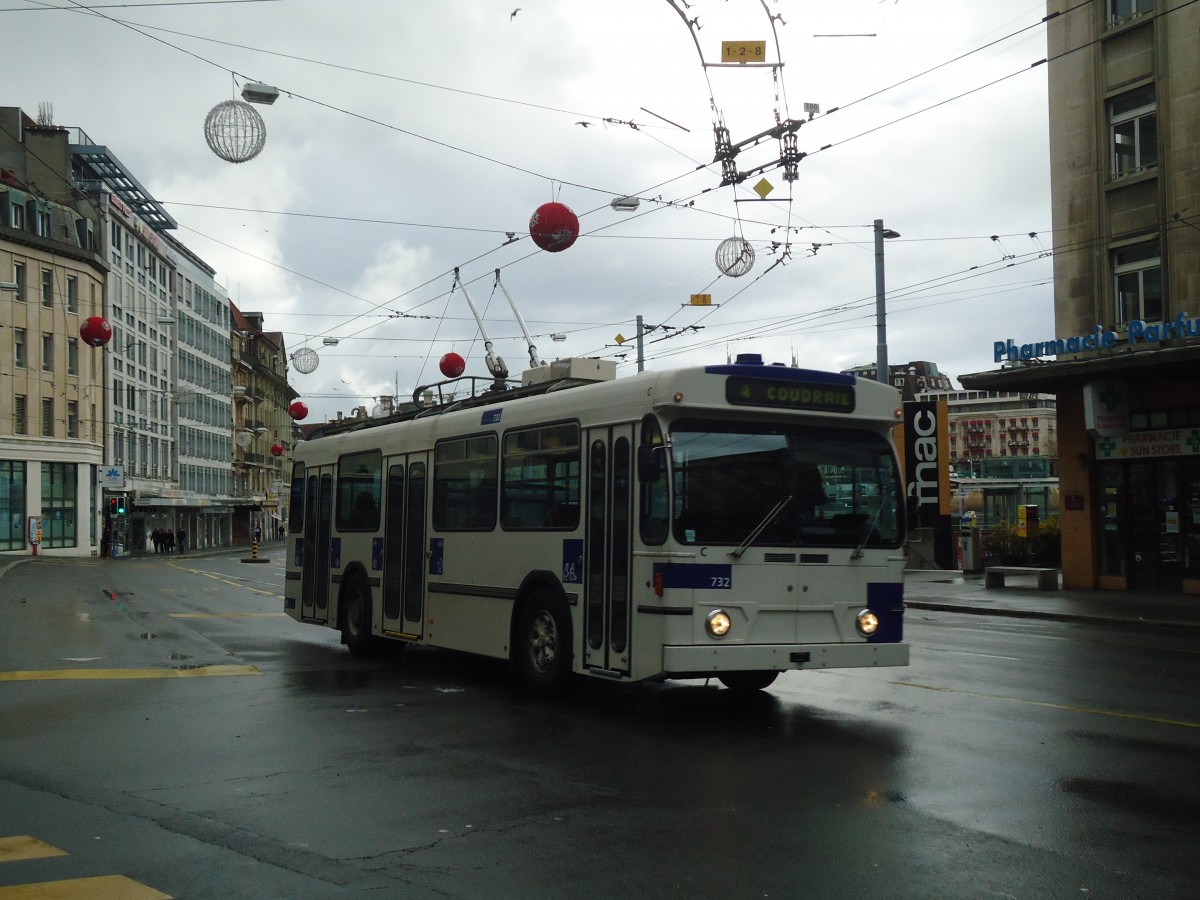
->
995 314 1200 462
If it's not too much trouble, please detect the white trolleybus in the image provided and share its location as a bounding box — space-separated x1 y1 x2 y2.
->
284 352 909 695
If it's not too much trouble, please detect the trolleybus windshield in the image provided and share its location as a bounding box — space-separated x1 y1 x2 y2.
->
669 419 902 549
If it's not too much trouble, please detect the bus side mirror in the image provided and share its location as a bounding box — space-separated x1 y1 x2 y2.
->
638 445 663 483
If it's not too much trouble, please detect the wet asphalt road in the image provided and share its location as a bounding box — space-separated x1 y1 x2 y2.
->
1 554 1196 899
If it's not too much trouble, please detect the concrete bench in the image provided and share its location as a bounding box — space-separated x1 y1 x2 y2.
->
985 566 1059 591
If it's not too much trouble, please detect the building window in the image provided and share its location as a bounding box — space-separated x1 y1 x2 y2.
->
41 398 54 437
67 401 79 439
12 263 25 302
1109 0 1154 26
67 338 78 376
13 396 27 435
1110 86 1157 179
14 328 27 368
66 275 78 313
10 201 25 230
41 269 53 307
1113 242 1163 323
42 334 53 372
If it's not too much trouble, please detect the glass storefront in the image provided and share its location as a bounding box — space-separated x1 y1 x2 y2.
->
1097 458 1200 591
40 462 78 549
0 462 27 551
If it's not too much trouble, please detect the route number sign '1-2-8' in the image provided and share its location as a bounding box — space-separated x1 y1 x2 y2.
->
721 40 767 62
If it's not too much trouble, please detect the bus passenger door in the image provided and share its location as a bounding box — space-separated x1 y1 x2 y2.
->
584 425 633 676
301 470 333 623
382 455 428 638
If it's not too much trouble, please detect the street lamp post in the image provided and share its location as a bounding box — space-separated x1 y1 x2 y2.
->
874 219 901 384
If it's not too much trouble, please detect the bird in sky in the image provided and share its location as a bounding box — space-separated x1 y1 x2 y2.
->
511 8 521 19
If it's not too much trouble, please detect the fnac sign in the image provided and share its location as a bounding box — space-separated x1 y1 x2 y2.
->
900 399 950 526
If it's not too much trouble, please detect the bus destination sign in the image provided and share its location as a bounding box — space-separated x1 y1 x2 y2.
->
725 376 856 413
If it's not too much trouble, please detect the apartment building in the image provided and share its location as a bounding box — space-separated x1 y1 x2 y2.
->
961 0 1200 592
1 108 106 557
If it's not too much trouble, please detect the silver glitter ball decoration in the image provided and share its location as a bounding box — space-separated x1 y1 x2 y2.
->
204 100 266 163
715 237 755 277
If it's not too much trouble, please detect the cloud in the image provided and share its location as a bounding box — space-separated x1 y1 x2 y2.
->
8 0 1056 418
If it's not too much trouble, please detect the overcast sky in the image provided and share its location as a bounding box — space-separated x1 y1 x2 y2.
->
6 0 1054 421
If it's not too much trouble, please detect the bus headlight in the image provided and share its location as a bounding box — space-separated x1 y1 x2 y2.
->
705 609 732 638
855 609 880 637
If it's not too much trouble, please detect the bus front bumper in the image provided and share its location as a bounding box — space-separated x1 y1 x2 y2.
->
662 641 909 677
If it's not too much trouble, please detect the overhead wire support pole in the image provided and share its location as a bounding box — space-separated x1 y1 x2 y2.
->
493 270 543 369
453 268 508 381
636 315 645 373
874 219 901 384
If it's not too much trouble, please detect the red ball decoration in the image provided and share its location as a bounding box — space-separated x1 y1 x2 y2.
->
79 316 113 348
529 202 580 252
439 351 466 378
270 443 285 457
288 400 309 421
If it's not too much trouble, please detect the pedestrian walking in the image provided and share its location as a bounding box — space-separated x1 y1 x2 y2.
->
176 528 186 553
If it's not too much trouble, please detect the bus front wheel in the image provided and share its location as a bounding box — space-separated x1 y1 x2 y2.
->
718 671 779 692
340 576 373 657
515 590 575 697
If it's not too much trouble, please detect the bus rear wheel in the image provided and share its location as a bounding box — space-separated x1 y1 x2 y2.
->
718 671 779 692
515 590 575 697
340 576 373 657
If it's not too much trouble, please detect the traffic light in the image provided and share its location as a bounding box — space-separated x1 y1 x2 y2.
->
108 497 118 517
116 495 126 516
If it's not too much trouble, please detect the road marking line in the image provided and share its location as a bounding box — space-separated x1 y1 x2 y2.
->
169 612 286 619
897 680 1200 729
0 836 67 863
0 874 171 899
922 648 1022 661
169 563 277 597
0 665 261 683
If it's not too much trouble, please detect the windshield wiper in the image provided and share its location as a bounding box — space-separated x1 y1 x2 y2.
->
851 504 885 560
730 495 792 559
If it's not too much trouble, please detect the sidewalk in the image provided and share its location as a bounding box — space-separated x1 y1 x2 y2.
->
904 568 1200 631
0 543 257 581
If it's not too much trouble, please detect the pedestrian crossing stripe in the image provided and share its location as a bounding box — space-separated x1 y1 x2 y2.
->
0 665 261 682
0 837 170 899
0 837 67 863
0 874 170 899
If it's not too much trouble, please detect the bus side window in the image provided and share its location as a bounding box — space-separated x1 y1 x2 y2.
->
336 450 382 531
288 462 306 534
